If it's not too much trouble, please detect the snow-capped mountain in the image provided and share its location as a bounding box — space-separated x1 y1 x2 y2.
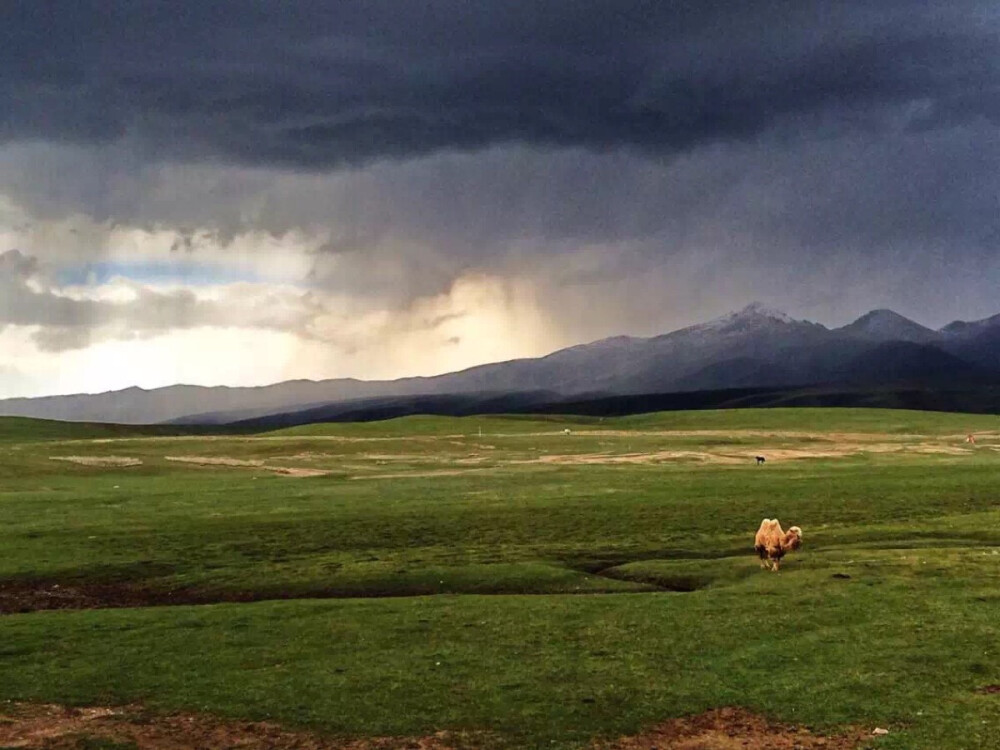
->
690 302 800 332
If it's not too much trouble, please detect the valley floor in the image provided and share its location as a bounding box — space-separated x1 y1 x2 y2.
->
1 408 999 748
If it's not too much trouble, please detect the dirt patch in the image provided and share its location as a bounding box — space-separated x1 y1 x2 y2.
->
0 580 218 614
49 456 143 467
0 579 388 615
165 455 264 468
164 456 330 478
911 443 972 455
597 707 870 749
511 439 978 466
267 467 333 478
514 448 853 465
360 453 431 461
511 451 735 466
746 447 859 461
0 702 466 749
350 469 481 481
0 704 871 750
0 581 107 613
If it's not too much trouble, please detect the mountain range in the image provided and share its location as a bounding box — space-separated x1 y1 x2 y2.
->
4 303 1000 425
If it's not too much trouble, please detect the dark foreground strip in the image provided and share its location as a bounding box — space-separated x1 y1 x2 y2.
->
0 702 871 749
0 702 465 749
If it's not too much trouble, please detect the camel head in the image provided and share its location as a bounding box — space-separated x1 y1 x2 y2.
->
783 525 803 551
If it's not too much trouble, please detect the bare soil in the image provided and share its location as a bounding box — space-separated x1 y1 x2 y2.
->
164 455 330 477
351 469 483 481
597 707 871 749
0 704 871 750
48 456 143 467
0 703 463 749
0 580 219 614
510 439 973 466
0 580 382 615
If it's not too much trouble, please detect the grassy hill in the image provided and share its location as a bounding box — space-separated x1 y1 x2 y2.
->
0 416 203 443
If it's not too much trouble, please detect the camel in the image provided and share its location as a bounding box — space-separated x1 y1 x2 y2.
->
754 518 802 572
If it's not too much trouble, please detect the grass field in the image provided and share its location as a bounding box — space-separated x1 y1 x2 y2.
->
1 408 999 748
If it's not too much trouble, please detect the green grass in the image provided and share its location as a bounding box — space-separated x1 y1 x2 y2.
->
0 417 181 443
271 407 1000 437
2 408 1000 748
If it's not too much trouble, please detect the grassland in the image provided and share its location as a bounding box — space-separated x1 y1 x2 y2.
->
1 408 999 748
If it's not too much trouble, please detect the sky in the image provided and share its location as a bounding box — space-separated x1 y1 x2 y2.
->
2 1 999 398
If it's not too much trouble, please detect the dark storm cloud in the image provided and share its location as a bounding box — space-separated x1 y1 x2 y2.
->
3 1 998 167
3 0 1000 359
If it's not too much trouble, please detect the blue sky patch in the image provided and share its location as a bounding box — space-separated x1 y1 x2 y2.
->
55 261 263 287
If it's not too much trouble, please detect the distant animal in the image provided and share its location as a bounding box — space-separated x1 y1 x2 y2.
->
563 428 571 435
755 456 766 465
754 518 802 572
967 434 977 445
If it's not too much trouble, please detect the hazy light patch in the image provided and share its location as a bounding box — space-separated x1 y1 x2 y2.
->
0 361 42 400
0 272 568 397
0 326 320 395
305 272 564 379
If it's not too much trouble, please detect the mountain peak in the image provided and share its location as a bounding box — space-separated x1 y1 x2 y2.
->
856 308 909 322
940 312 1000 337
693 302 799 333
837 309 937 342
735 302 794 322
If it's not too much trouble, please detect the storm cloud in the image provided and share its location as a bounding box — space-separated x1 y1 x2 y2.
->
4 1 998 167
2 1 1000 397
